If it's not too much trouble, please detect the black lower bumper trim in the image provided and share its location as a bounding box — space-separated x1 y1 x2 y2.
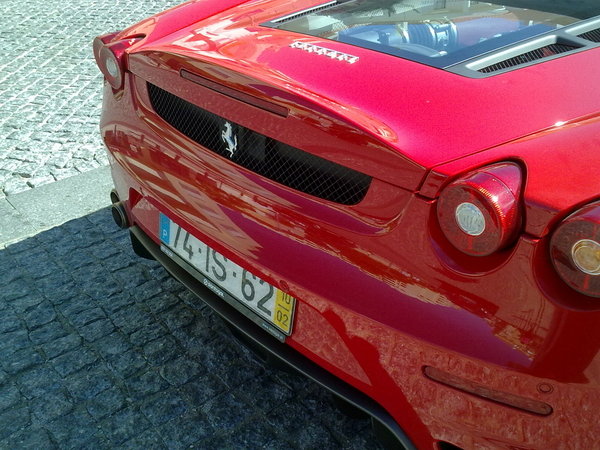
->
130 225 416 450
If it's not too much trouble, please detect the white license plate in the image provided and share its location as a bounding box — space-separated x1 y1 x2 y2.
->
159 213 295 340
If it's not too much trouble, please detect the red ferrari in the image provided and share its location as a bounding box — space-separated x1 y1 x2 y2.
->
95 1 600 448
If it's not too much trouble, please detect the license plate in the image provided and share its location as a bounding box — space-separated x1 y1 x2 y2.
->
159 213 295 341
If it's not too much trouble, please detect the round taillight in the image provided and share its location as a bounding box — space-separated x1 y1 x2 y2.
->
437 163 522 256
551 201 600 297
93 33 143 91
98 45 125 89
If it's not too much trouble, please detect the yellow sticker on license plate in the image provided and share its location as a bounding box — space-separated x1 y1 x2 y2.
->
159 213 295 337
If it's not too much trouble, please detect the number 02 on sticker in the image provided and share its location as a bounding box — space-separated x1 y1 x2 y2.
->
159 213 295 336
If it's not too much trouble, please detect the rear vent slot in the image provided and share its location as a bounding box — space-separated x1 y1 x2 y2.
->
449 18 600 78
147 83 372 205
578 28 600 43
271 1 339 24
477 44 578 73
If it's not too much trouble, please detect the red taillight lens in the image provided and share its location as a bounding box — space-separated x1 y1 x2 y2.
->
437 163 522 256
93 33 142 90
551 201 600 297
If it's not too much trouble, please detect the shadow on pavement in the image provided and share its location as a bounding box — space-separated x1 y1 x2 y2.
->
0 207 381 450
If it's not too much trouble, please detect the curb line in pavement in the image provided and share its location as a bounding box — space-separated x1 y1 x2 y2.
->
0 166 113 249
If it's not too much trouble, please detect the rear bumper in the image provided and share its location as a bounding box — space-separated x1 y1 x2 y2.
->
129 224 416 450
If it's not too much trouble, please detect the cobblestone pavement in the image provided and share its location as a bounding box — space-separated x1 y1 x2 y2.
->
0 0 185 198
0 206 384 449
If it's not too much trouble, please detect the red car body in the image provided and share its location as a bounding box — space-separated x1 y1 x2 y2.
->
95 1 600 449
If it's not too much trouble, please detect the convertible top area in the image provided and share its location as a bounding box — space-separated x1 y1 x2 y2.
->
265 0 600 71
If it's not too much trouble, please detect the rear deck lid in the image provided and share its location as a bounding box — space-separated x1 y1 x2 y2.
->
126 0 600 188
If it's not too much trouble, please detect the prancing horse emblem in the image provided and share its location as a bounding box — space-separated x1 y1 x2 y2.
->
221 122 238 157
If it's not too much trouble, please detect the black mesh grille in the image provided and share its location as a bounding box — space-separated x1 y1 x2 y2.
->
147 83 371 205
579 29 600 43
478 44 577 73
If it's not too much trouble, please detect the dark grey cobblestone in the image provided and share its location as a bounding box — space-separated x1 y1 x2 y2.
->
130 322 169 347
29 322 68 346
235 372 295 415
31 390 74 423
158 411 214 448
120 429 167 450
40 334 82 359
78 317 116 342
179 376 228 407
9 291 45 315
1 427 57 450
143 335 182 366
87 385 127 421
44 408 98 449
141 391 187 426
2 347 44 375
64 365 114 400
112 305 155 334
0 208 384 449
0 0 185 198
103 405 153 446
24 301 57 329
17 367 62 399
106 348 149 379
0 383 21 410
0 310 21 334
159 355 205 387
52 347 98 377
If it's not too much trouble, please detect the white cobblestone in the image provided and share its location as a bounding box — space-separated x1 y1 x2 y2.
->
74 159 101 173
27 175 56 188
0 0 186 197
46 153 74 169
3 177 31 195
50 167 81 181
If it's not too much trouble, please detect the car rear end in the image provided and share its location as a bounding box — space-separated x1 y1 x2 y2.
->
95 1 600 449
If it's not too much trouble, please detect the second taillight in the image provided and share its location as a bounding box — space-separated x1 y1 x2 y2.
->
551 201 600 297
437 163 523 256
